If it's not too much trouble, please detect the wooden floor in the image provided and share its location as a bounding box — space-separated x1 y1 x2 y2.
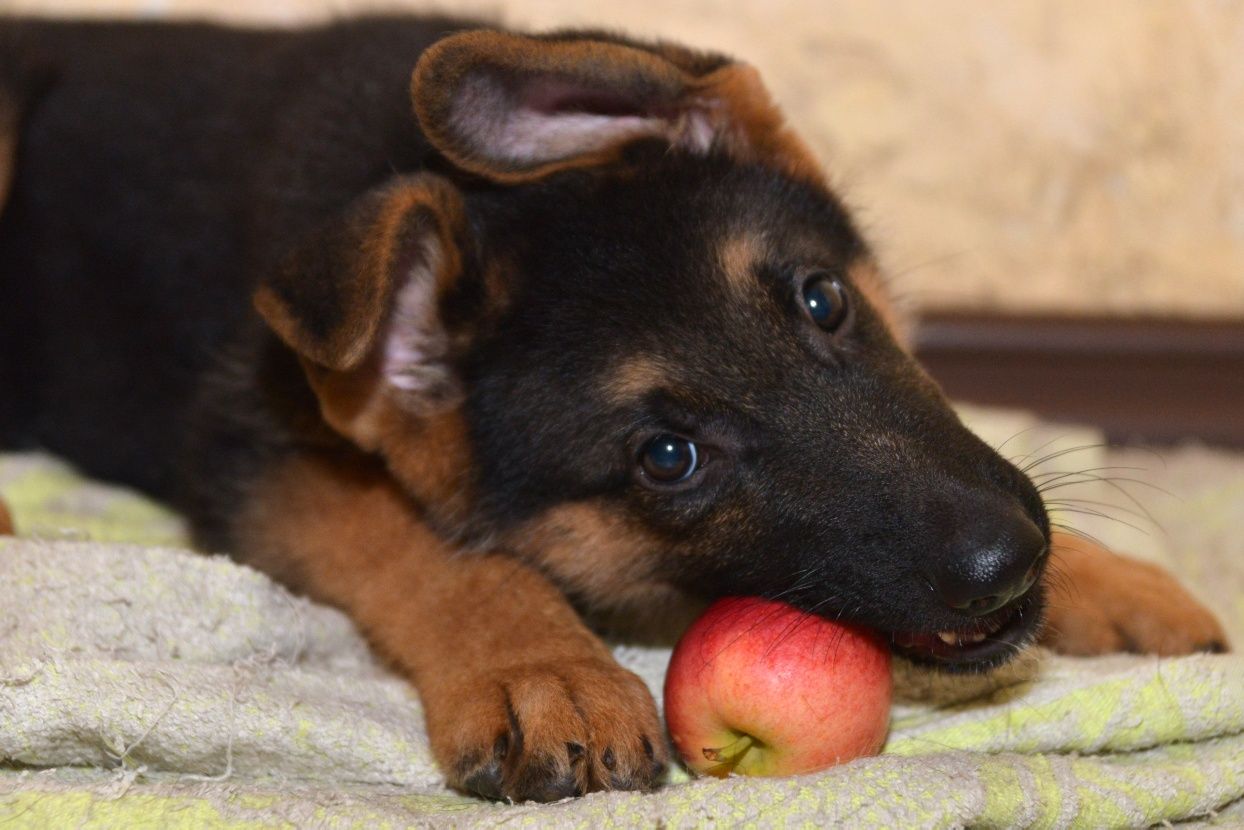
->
913 313 1244 448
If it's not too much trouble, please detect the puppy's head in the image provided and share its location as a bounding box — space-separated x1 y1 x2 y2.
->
256 30 1049 671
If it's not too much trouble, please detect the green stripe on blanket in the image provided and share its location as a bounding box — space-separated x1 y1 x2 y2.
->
0 453 185 546
2 449 1243 828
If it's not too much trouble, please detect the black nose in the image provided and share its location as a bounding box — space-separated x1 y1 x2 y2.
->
929 506 1047 616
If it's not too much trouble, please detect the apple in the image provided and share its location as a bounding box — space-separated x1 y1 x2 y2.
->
664 596 892 777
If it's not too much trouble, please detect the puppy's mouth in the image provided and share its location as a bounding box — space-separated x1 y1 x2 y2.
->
889 591 1043 672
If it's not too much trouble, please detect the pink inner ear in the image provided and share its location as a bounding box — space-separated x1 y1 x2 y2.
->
382 239 456 404
520 77 657 118
451 71 716 167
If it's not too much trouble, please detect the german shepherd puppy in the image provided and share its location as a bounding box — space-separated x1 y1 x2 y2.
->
0 16 1227 802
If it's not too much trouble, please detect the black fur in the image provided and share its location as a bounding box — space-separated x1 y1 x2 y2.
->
0 16 458 492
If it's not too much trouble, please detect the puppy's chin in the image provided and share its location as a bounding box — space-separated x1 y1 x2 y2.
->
888 588 1046 673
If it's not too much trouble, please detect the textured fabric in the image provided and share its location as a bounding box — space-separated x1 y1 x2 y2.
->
2 429 1244 827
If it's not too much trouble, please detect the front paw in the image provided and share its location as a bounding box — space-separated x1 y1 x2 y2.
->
1042 534 1228 656
429 658 668 802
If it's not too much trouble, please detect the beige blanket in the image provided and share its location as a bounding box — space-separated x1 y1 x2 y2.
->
2 419 1244 827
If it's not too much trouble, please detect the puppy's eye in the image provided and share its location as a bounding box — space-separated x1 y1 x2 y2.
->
801 275 849 332
638 434 699 484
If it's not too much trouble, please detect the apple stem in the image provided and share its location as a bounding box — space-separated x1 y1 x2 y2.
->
702 734 757 773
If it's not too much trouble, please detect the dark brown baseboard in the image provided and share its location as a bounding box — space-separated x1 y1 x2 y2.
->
913 313 1244 448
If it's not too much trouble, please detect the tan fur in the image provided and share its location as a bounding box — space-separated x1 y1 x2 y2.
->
0 133 13 214
689 63 825 185
0 497 13 536
510 500 670 610
299 352 477 532
602 355 673 405
383 408 477 529
718 232 768 296
236 451 666 799
301 354 391 449
0 97 15 214
1041 532 1228 655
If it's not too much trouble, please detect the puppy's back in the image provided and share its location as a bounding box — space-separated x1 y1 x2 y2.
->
0 16 462 494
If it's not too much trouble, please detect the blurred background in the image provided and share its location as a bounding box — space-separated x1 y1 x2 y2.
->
7 0 1244 444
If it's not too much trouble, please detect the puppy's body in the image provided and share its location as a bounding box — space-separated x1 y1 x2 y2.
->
0 17 453 494
0 16 1227 801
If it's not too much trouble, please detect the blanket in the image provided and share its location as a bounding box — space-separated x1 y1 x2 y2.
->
2 415 1243 828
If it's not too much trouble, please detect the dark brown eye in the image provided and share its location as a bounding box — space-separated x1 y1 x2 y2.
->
801 275 849 332
638 434 698 483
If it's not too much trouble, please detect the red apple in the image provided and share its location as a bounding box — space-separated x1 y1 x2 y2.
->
664 596 892 777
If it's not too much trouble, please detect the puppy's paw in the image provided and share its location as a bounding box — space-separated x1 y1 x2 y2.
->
431 658 667 802
1042 533 1229 657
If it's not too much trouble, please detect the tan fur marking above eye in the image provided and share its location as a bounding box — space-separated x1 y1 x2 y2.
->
718 232 767 296
849 259 912 350
603 355 672 404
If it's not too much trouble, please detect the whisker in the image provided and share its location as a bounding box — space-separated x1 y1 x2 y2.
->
1049 521 1108 549
1018 443 1108 475
1007 433 1075 469
1045 506 1149 536
1043 476 1171 531
1042 497 1154 525
995 426 1039 456
1038 472 1173 500
1029 464 1149 481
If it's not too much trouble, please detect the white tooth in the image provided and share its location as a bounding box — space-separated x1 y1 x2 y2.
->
938 631 958 646
966 632 987 643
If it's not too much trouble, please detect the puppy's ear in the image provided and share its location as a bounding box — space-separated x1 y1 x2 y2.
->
411 30 822 184
254 174 469 445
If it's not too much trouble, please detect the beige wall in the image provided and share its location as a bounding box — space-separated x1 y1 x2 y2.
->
8 0 1244 317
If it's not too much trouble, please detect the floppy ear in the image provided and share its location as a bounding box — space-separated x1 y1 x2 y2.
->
254 174 468 445
411 30 822 184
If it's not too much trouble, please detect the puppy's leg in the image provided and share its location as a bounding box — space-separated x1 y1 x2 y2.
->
0 497 13 535
1041 531 1228 656
234 451 667 802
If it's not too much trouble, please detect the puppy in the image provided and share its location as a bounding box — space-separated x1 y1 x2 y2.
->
0 16 1226 801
